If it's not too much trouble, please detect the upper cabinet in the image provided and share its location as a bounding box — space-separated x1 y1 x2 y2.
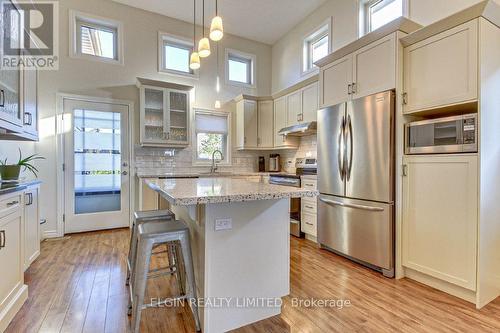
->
0 64 39 141
286 90 302 126
235 97 275 150
320 33 396 108
257 100 274 148
273 96 299 149
285 82 320 127
138 79 191 148
403 21 478 114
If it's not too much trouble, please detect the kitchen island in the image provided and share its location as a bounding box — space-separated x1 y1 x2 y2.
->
146 177 317 333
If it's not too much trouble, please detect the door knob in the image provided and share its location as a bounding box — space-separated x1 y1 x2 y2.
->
122 171 128 176
122 162 128 167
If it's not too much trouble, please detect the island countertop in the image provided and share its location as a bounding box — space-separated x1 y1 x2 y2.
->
146 177 318 205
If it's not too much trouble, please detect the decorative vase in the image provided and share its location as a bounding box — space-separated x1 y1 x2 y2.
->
0 165 21 181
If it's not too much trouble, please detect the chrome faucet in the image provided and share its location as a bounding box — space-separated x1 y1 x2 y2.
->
210 150 224 173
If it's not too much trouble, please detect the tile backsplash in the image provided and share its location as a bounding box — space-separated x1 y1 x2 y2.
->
134 135 318 176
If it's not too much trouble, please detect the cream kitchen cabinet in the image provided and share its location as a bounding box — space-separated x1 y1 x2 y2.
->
0 191 27 333
138 79 191 148
286 90 302 126
402 154 478 290
320 33 396 108
21 68 39 141
273 96 299 149
236 99 258 149
301 177 317 239
235 97 275 150
257 100 274 148
403 20 478 114
24 184 40 270
302 82 319 123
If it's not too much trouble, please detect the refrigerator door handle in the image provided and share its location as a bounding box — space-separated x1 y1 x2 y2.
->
319 197 385 212
338 115 345 181
346 114 353 181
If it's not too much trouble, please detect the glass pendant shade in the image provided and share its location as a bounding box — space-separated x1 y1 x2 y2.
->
190 52 201 70
215 100 221 109
210 16 224 41
198 38 211 58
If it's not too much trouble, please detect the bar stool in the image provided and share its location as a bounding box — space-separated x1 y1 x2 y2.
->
126 209 176 287
130 219 201 333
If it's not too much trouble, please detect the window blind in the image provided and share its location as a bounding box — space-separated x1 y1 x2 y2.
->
195 113 228 134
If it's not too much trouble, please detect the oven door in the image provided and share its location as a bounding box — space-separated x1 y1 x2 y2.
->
405 116 464 154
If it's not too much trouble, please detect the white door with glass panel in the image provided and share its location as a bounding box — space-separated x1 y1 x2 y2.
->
63 99 130 233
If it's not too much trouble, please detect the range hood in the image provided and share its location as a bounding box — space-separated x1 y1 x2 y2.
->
278 121 317 137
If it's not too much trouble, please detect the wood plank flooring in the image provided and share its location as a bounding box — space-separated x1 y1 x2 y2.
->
6 228 500 333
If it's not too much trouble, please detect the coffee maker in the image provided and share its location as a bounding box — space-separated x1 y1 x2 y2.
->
269 154 281 172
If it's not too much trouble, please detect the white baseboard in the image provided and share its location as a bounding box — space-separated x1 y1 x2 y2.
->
0 285 28 333
42 230 61 239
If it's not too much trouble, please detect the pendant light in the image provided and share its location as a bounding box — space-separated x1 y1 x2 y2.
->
210 0 223 41
190 0 200 70
198 0 211 58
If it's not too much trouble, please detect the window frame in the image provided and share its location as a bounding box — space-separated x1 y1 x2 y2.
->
359 0 408 36
192 108 232 166
158 32 198 78
225 48 256 88
301 17 332 76
69 10 124 65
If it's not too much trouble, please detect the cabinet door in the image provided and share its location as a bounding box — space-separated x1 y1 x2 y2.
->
0 211 23 315
273 97 298 149
402 155 478 290
141 87 168 145
403 20 478 114
22 68 38 139
320 55 352 108
236 100 258 148
286 90 302 126
24 186 40 270
352 33 396 99
258 100 274 148
166 90 189 146
302 82 319 123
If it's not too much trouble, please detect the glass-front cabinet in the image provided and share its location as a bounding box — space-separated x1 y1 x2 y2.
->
139 79 190 147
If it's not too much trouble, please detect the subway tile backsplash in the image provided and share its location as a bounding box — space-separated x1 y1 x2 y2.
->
134 135 318 176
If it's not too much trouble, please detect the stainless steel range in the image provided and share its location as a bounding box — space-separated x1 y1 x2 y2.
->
269 158 317 238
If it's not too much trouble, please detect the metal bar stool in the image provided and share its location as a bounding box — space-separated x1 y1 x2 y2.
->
130 219 201 333
126 209 176 287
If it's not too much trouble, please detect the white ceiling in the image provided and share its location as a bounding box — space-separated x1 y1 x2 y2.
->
111 0 327 45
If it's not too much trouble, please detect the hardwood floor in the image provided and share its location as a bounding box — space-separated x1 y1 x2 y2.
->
6 228 500 333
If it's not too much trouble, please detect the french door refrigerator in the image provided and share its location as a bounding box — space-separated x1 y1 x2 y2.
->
317 90 395 277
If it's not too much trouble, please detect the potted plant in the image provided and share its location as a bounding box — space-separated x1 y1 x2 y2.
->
0 149 44 181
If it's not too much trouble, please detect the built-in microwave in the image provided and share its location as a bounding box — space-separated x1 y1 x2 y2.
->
405 114 477 154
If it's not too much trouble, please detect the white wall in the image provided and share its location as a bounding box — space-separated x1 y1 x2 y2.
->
36 0 272 236
0 142 37 179
271 0 491 94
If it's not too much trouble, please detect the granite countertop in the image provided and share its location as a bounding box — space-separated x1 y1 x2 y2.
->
136 171 294 178
146 177 318 206
0 179 42 196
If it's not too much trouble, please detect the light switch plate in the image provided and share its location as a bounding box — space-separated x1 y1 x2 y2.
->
215 218 233 231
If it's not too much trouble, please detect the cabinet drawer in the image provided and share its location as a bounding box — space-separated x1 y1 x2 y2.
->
301 213 317 237
302 179 317 190
0 193 22 218
302 200 317 214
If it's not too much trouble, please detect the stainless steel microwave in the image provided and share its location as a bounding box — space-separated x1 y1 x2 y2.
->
405 114 477 154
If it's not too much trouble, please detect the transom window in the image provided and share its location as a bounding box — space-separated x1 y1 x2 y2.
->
362 0 404 35
70 11 123 64
302 20 331 74
159 33 195 76
194 110 231 164
225 49 256 87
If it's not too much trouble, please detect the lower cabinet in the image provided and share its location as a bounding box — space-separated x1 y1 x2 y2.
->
24 185 40 270
402 154 478 290
301 178 318 239
0 192 27 332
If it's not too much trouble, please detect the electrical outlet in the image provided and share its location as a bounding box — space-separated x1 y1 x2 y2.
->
215 218 233 231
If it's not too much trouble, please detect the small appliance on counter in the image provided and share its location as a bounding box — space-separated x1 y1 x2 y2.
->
269 154 281 172
258 156 266 172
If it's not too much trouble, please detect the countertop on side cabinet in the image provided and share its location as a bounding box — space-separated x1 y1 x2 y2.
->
146 177 318 206
0 180 42 196
136 171 294 178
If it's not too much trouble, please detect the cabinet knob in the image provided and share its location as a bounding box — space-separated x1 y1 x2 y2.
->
0 230 5 250
347 84 352 95
0 89 4 107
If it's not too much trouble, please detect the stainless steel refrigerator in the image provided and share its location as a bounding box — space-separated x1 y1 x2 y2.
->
317 90 395 277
